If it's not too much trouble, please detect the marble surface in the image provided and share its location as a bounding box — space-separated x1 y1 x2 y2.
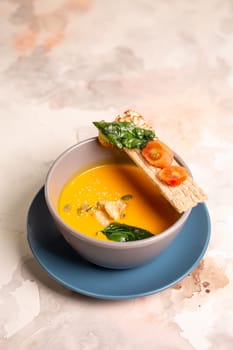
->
0 0 233 349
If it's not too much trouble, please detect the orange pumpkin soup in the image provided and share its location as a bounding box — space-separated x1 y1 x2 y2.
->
58 163 180 241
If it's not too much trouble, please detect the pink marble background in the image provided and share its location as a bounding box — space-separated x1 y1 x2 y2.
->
0 1 233 349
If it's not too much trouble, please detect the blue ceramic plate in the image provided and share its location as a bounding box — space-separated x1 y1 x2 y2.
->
27 187 211 300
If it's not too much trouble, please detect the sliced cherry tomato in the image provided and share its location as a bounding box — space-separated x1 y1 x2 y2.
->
98 132 114 148
157 166 188 186
141 140 174 168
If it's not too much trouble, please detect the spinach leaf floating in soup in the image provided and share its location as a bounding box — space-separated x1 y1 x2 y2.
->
100 222 154 242
93 121 155 149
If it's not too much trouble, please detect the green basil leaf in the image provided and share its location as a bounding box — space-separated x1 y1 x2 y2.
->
93 121 155 149
101 222 154 242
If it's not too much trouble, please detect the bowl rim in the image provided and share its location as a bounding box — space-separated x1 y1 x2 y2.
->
44 137 192 249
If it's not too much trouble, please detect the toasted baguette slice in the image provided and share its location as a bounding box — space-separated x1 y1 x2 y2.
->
114 110 207 213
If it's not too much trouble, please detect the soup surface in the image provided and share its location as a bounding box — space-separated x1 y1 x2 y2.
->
58 163 180 241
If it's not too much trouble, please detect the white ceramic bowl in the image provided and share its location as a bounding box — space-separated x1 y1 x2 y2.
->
45 137 191 269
